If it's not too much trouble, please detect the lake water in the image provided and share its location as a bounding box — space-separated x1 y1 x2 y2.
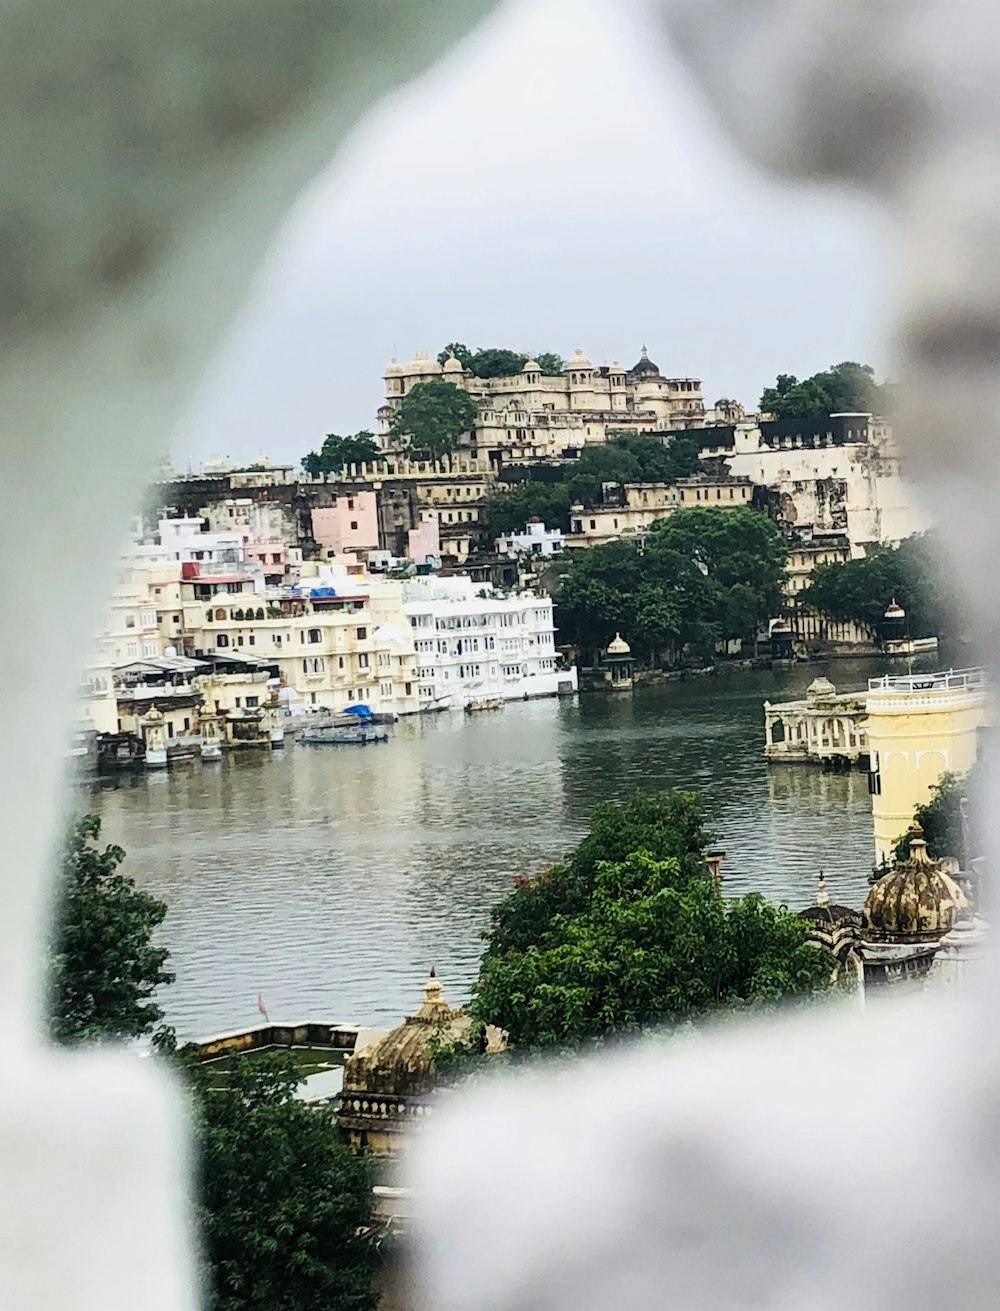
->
78 659 887 1039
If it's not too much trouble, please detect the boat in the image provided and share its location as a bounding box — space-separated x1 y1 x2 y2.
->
299 724 389 746
419 694 452 714
464 696 504 714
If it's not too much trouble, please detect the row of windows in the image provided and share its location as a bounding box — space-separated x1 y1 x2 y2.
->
438 510 478 523
123 610 157 630
688 486 745 501
207 607 268 622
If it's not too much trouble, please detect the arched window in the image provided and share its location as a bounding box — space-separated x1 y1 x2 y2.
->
233 608 244 621
256 607 265 620
307 628 321 643
214 608 226 621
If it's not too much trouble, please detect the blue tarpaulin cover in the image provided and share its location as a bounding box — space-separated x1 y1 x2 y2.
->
343 703 373 719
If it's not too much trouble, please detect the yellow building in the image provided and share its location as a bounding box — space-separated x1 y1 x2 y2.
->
866 668 992 862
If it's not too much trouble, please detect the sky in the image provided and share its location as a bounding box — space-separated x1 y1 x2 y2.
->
174 0 895 470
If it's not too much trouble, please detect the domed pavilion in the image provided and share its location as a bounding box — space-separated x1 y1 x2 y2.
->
336 969 472 1158
860 823 969 988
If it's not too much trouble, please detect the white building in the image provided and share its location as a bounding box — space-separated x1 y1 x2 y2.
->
402 576 578 709
496 520 564 558
725 415 931 554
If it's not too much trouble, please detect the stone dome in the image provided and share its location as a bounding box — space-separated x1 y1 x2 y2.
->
384 357 403 376
883 597 906 620
630 345 660 376
609 360 625 375
607 632 631 655
566 346 593 372
442 353 464 373
805 676 837 702
341 969 470 1099
522 358 542 374
863 825 968 943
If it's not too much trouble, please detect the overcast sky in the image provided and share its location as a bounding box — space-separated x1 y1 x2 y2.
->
174 0 894 470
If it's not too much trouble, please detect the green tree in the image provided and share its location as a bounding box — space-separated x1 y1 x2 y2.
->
645 506 787 652
302 431 379 477
564 433 701 507
801 533 958 640
760 361 886 423
436 345 565 379
389 380 477 460
892 764 985 864
189 1051 377 1311
465 347 527 378
49 814 174 1045
473 791 830 1048
436 342 474 370
480 481 571 536
630 582 682 667
534 352 565 376
555 539 645 664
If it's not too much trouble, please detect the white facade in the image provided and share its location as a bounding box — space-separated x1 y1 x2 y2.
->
726 421 932 554
402 577 577 708
496 521 565 557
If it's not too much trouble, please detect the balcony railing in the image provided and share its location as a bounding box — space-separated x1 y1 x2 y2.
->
867 667 988 694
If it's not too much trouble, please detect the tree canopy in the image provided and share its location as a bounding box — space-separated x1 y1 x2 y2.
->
480 480 573 536
388 380 477 460
188 1050 377 1311
49 814 174 1045
892 763 986 865
472 791 831 1048
436 344 564 377
556 506 787 666
480 433 703 538
302 431 379 478
801 533 960 640
49 820 378 1311
759 361 889 423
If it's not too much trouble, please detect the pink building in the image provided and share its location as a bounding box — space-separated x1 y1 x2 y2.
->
407 512 440 564
312 492 379 557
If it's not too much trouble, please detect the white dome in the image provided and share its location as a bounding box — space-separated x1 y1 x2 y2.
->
522 358 541 373
442 353 464 373
566 346 593 372
384 358 403 376
607 632 631 655
405 352 442 375
609 360 625 374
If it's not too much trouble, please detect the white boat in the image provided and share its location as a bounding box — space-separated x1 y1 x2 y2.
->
299 724 389 746
464 696 504 714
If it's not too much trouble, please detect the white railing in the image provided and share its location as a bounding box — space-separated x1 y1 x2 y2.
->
867 667 988 694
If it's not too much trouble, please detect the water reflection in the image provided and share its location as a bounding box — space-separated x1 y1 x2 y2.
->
81 659 892 1037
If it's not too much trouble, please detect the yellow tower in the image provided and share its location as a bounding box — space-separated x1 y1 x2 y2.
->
865 668 991 863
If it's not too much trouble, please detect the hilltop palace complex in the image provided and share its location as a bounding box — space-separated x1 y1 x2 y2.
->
378 346 728 461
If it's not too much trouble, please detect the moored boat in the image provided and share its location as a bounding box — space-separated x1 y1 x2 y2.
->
464 696 504 714
299 724 389 746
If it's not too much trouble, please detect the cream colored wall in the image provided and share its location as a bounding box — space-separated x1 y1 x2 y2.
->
195 671 272 714
118 700 196 741
866 685 992 861
186 593 418 716
566 505 665 547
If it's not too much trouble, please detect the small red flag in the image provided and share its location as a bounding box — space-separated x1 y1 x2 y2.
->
257 993 269 1021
